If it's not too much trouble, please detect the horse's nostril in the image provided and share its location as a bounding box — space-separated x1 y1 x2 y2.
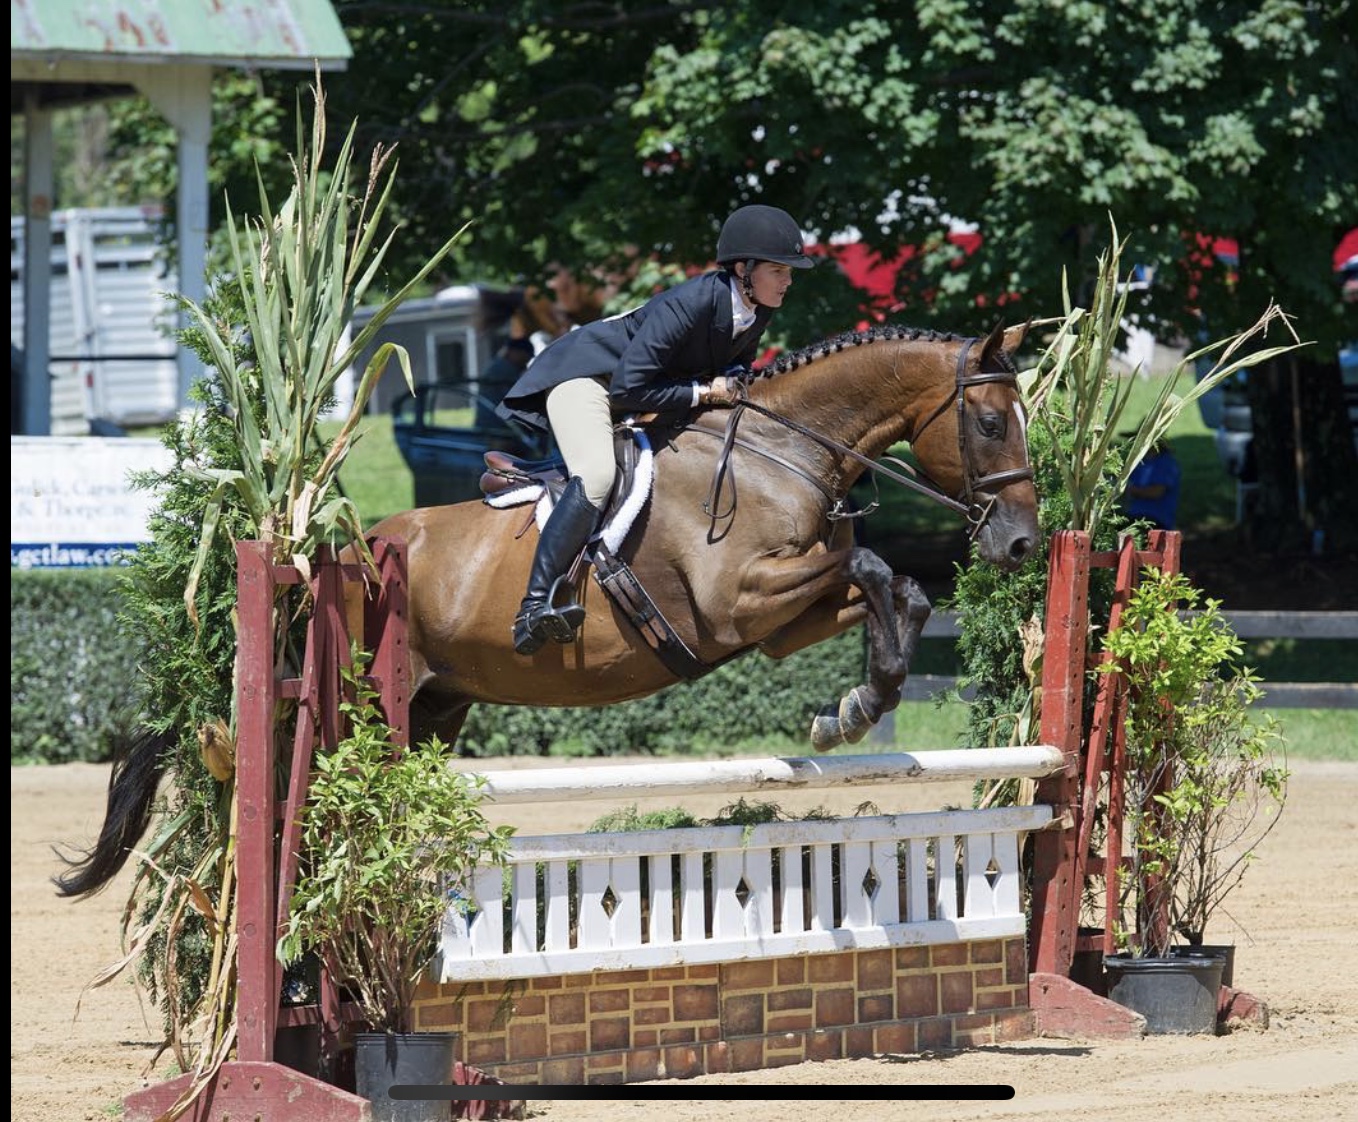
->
1010 537 1034 562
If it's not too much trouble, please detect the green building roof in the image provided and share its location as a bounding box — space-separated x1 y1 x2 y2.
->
11 0 351 69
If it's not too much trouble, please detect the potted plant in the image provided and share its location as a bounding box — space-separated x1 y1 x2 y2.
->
1097 567 1288 1032
279 667 513 1121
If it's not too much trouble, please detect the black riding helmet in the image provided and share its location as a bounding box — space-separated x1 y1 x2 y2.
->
716 205 816 270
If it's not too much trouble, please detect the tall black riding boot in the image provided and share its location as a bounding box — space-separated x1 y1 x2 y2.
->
513 477 602 655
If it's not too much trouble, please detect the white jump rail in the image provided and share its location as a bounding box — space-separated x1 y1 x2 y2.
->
468 745 1067 803
437 747 1065 982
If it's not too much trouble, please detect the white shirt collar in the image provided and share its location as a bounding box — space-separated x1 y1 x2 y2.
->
729 276 757 334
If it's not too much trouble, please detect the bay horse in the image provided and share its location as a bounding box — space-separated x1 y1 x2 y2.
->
54 320 1038 901
379 319 1038 752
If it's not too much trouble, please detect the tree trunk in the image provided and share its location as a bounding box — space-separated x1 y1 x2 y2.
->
1244 357 1358 552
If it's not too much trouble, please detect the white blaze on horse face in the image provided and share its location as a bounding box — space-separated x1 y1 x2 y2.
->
1013 400 1029 451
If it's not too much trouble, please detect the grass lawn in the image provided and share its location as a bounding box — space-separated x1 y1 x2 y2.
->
871 699 1350 763
324 414 414 527
676 698 1350 763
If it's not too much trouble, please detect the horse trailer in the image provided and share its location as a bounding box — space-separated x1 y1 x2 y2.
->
11 207 180 435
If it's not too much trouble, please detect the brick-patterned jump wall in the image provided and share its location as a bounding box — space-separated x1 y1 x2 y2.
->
415 938 1034 1084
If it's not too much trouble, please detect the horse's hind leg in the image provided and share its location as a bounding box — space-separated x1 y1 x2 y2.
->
409 690 472 751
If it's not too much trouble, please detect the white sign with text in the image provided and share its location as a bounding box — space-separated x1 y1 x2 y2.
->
10 436 173 569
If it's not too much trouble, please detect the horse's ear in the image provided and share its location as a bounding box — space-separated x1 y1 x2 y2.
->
984 318 1030 363
980 319 1009 365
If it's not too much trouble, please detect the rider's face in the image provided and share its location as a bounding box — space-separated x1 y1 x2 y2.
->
740 262 795 308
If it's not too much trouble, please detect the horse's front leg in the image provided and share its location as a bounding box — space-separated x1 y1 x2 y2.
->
880 573 933 716
737 546 925 751
807 558 931 750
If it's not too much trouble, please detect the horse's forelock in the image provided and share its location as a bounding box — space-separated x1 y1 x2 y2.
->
991 345 1019 375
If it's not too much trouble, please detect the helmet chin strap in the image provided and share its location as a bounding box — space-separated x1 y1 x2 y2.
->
740 259 758 305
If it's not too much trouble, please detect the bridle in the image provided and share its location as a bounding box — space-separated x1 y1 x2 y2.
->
908 336 1036 531
692 336 1035 538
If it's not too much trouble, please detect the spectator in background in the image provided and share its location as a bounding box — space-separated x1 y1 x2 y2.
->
545 262 613 329
474 284 574 429
475 334 536 429
1125 438 1182 531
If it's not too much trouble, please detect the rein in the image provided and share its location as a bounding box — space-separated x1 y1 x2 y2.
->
690 337 1034 537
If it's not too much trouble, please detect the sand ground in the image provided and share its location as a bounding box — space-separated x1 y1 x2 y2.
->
11 757 1358 1122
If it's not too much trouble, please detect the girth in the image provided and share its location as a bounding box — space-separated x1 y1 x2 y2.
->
590 544 718 682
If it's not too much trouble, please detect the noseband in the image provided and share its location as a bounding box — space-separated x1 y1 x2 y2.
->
694 336 1034 539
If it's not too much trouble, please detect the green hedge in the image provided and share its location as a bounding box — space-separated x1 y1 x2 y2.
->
11 568 869 763
10 568 142 764
456 630 868 757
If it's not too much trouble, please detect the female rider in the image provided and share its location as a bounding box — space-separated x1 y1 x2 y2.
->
496 204 815 656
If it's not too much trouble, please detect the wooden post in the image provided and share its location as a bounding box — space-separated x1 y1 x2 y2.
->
125 543 371 1120
1088 536 1141 957
365 536 411 747
1028 530 1186 975
235 540 280 1062
1139 530 1181 954
1028 531 1090 976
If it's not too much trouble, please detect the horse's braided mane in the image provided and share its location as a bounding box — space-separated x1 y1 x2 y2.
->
757 324 967 379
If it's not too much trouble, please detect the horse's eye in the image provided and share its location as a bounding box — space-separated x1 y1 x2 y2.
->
978 413 1005 439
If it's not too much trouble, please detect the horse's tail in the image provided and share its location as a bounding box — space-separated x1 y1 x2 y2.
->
52 726 169 899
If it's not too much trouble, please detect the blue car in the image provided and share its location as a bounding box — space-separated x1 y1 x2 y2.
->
392 382 552 508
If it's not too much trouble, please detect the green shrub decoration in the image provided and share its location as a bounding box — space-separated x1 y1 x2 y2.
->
279 669 513 1035
1098 567 1288 954
10 569 139 764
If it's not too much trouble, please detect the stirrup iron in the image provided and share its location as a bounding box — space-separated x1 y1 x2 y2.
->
528 577 586 645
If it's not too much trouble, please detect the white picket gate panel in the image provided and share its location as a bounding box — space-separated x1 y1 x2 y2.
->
437 804 1050 982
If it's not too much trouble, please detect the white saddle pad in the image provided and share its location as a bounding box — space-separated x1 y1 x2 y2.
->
485 429 654 555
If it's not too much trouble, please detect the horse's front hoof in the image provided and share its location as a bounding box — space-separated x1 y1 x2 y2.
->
811 707 846 753
838 687 873 745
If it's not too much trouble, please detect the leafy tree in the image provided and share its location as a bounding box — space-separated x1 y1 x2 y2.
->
72 1 1358 544
82 72 294 267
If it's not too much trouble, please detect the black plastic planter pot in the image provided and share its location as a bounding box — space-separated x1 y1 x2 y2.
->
355 1031 458 1122
274 1024 321 1078
1170 944 1235 989
1104 955 1224 1035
